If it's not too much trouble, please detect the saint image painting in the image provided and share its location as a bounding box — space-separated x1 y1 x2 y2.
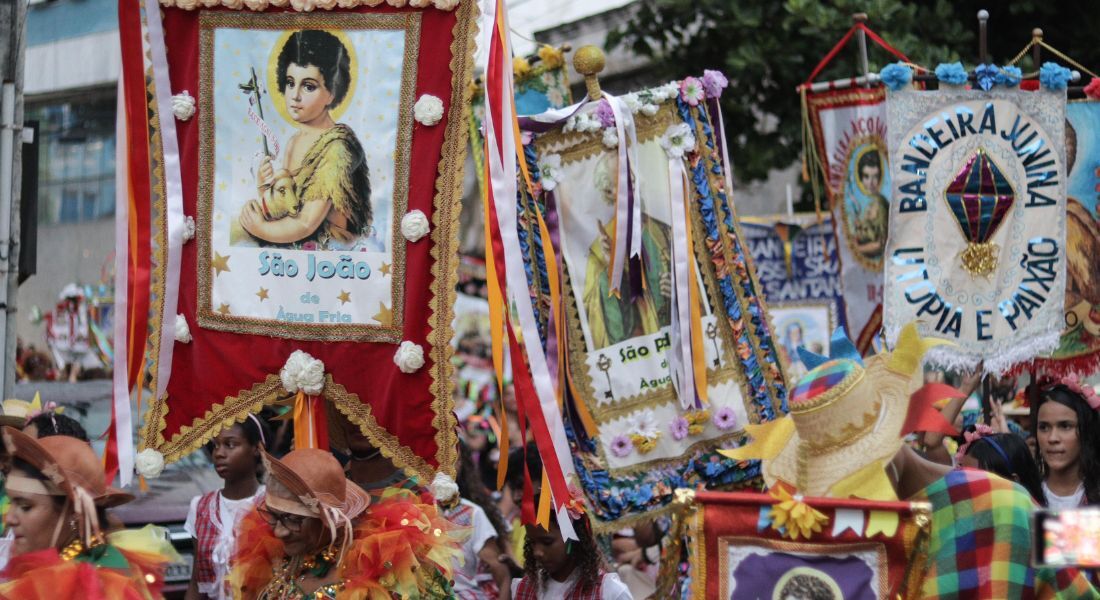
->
197 13 419 341
842 141 891 265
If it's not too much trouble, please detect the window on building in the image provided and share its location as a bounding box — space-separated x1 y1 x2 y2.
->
26 92 116 225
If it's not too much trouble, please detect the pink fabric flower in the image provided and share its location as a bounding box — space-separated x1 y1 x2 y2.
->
670 417 690 441
702 70 728 99
1060 373 1100 410
594 100 616 128
679 77 705 106
714 406 738 431
610 434 634 458
1085 78 1100 100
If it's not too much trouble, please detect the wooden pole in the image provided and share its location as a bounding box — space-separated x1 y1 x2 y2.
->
978 9 989 64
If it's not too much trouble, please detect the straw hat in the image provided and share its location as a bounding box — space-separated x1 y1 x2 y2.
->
722 323 942 500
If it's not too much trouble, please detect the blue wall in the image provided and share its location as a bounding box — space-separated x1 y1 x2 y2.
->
27 0 118 47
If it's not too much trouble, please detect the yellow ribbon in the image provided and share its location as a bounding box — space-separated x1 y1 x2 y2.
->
865 510 900 538
719 417 795 461
536 468 552 529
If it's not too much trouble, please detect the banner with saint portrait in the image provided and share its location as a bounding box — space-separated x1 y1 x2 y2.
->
884 88 1067 373
682 491 929 599
120 0 477 479
1028 99 1100 376
741 214 845 380
805 88 890 354
521 76 787 527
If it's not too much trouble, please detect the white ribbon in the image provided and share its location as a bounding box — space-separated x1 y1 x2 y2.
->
146 0 186 414
112 79 135 487
666 159 695 409
603 95 643 293
831 508 865 537
480 0 577 541
246 99 281 158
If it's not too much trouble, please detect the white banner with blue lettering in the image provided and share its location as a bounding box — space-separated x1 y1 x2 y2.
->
884 88 1067 373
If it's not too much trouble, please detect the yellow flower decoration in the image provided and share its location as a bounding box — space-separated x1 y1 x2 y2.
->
537 45 565 69
513 57 532 79
768 486 829 540
630 433 659 454
685 409 710 436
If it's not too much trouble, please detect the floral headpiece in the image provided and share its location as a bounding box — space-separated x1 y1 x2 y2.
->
954 424 1010 465
1039 373 1100 411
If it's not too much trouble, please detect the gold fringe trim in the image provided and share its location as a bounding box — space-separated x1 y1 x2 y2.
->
160 0 462 11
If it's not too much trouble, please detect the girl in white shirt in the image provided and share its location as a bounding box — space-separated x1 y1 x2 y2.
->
1030 379 1100 509
511 513 633 600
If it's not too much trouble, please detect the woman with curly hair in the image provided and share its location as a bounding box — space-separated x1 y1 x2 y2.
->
512 513 632 599
1029 377 1100 508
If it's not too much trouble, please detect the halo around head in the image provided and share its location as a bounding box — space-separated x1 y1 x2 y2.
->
267 28 358 126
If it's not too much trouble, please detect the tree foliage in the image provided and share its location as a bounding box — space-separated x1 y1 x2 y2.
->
609 0 1100 184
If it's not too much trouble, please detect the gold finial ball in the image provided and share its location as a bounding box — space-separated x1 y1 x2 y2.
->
1032 27 1044 39
573 45 606 77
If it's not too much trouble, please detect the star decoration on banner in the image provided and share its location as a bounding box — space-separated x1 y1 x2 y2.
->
217 303 231 316
373 302 393 325
256 287 269 302
337 290 351 305
379 262 391 277
212 252 231 276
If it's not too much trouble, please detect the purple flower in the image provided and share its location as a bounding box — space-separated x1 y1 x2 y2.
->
679 77 705 106
610 434 634 458
702 70 728 99
520 130 534 146
594 100 616 128
714 406 738 431
670 417 690 441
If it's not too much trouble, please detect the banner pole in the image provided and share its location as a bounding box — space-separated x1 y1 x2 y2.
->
853 13 871 81
978 9 989 65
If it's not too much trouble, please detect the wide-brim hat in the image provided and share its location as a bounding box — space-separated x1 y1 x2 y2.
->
262 448 370 524
722 323 943 500
2 426 133 508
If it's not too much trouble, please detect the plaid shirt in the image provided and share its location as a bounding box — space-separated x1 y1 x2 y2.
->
918 468 1098 599
192 491 220 588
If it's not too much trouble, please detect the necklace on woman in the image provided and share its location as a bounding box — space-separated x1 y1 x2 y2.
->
258 553 345 600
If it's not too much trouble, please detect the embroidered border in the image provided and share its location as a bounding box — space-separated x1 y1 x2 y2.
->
194 11 418 342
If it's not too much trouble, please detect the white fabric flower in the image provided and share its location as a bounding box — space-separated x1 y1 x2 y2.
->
622 93 642 114
401 210 431 242
602 128 620 149
290 0 316 9
174 314 192 344
433 0 459 8
363 0 385 5
394 341 425 373
222 0 244 7
314 0 337 8
409 0 431 6
640 103 659 117
414 95 444 126
387 0 408 6
244 0 270 9
199 0 219 6
280 350 326 395
136 449 166 479
628 410 660 438
537 154 562 192
336 0 357 7
270 0 289 6
660 123 696 159
430 472 460 502
182 215 196 243
175 0 199 10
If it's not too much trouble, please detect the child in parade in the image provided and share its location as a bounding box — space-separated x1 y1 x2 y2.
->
0 427 180 598
1029 376 1100 508
511 512 633 600
956 425 1047 506
440 440 513 599
22 412 88 441
185 414 271 600
229 448 462 599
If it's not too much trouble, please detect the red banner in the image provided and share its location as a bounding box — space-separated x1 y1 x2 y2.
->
121 1 479 478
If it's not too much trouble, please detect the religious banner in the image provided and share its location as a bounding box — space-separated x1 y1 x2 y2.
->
741 214 846 379
119 0 478 479
683 490 929 599
1030 99 1100 375
520 75 787 527
805 88 889 354
884 87 1067 372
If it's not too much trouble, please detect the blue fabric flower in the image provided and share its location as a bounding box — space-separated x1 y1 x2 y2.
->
880 62 913 91
1039 62 1073 91
995 65 1022 87
935 62 969 86
974 64 999 91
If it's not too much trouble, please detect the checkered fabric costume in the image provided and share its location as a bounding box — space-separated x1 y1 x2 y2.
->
918 468 1098 599
191 490 220 591
513 575 606 600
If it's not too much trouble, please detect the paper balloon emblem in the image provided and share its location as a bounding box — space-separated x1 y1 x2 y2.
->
944 148 1015 276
